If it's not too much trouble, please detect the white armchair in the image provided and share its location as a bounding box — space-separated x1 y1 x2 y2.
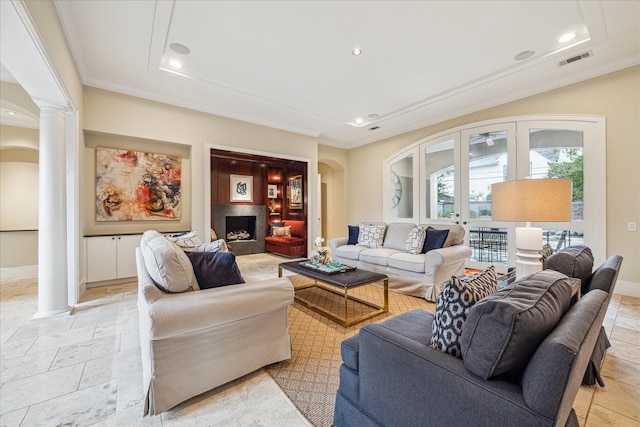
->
136 245 293 415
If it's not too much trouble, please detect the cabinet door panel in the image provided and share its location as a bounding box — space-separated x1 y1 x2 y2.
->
86 236 117 282
116 235 140 279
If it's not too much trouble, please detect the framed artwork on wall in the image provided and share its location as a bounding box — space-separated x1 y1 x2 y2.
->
230 174 253 202
95 147 181 221
289 175 303 209
267 184 278 198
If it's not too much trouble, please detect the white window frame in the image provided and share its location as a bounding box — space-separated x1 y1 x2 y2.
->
384 115 606 267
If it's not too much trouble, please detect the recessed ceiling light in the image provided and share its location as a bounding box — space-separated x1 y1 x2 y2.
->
558 32 576 43
169 59 183 69
368 113 379 119
352 48 362 56
170 42 191 55
514 50 535 61
355 117 364 125
7 111 16 116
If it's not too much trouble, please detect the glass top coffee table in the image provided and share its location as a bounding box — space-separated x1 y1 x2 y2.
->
278 260 388 327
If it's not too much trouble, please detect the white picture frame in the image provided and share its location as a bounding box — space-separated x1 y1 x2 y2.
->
267 184 278 198
230 174 253 202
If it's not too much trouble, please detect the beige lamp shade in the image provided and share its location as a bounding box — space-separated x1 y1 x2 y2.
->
492 178 572 222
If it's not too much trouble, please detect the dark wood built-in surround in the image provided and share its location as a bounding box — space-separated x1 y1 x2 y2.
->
210 149 308 256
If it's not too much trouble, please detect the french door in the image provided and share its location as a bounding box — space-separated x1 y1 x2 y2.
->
516 120 605 265
460 123 516 271
388 115 606 271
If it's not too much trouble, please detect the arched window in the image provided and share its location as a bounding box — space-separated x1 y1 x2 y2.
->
384 115 606 271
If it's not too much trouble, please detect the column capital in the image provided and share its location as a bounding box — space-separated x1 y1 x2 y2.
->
32 97 69 112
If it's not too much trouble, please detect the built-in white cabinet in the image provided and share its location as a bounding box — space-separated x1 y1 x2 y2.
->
86 234 141 283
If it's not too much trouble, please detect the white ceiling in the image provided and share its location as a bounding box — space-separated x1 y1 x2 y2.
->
6 1 640 148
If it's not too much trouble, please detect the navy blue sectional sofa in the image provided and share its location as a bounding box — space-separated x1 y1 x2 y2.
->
333 270 610 427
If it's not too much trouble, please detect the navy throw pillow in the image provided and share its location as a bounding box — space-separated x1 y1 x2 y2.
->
347 225 359 245
422 227 449 253
269 221 285 236
186 251 245 289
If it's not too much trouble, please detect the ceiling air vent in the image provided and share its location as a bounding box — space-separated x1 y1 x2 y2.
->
558 51 593 67
369 126 380 131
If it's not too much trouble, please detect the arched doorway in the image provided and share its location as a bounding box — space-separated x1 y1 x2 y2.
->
318 159 346 242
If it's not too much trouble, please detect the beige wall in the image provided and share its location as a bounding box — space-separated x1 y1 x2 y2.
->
82 87 320 243
0 125 39 267
342 66 639 286
318 144 348 241
83 131 193 235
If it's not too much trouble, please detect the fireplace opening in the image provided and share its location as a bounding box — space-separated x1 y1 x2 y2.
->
226 215 256 241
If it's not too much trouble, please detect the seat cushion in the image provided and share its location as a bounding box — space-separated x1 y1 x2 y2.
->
142 235 198 293
460 269 573 379
264 236 305 245
186 251 245 289
334 244 367 261
360 248 401 266
387 252 426 273
374 309 435 343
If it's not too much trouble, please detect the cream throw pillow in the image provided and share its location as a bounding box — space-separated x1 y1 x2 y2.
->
142 235 199 293
272 226 291 237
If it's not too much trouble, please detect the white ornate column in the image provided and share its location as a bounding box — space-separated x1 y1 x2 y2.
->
34 103 71 318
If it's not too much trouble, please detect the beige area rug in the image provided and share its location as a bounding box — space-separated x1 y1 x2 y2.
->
237 254 435 427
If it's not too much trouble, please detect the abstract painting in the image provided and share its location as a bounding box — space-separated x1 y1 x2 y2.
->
230 174 253 202
96 147 181 221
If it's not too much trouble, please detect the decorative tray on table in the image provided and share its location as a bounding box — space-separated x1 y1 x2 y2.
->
300 261 356 275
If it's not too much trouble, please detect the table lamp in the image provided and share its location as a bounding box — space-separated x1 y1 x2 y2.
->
491 178 572 279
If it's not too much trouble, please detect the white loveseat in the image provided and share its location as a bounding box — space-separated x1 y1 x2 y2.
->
329 222 472 301
136 231 294 415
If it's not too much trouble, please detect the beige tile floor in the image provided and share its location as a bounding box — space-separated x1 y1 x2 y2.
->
1 255 639 426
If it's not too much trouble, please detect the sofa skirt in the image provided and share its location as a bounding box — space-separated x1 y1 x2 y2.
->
142 307 291 415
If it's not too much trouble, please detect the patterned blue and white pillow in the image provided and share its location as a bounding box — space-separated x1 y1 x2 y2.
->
540 244 554 262
403 226 427 254
166 231 202 248
357 223 386 248
430 266 497 358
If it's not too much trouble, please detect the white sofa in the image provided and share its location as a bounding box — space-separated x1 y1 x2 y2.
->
136 233 294 416
329 222 472 301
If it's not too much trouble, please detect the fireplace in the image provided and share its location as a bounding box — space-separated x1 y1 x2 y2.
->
226 216 256 241
213 205 266 255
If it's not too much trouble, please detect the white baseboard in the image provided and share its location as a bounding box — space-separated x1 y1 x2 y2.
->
614 280 640 299
0 264 38 281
